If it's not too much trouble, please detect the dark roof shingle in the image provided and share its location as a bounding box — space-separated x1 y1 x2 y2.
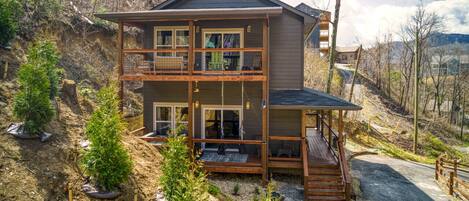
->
270 88 361 110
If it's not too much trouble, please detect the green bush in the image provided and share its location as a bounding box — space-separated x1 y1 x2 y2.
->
81 84 132 191
13 62 54 134
27 40 62 99
0 0 22 46
12 40 61 134
160 131 208 201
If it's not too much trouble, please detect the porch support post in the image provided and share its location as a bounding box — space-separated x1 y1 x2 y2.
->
118 22 124 112
188 20 194 74
188 20 194 149
188 81 193 150
261 17 269 182
328 110 332 147
338 110 344 145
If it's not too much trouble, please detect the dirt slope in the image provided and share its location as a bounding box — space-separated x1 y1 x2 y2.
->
0 79 161 200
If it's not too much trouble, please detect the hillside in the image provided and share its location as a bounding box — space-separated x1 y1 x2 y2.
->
338 67 468 164
0 0 165 200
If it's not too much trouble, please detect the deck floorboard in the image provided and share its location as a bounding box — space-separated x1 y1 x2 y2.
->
307 128 337 167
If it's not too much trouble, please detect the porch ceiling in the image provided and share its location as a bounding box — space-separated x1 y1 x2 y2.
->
269 88 362 111
94 7 283 23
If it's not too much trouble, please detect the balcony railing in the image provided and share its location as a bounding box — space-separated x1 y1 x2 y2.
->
123 48 264 77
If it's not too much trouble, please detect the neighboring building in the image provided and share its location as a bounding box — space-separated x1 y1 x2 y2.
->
295 3 331 57
96 0 360 200
430 55 469 76
335 46 360 64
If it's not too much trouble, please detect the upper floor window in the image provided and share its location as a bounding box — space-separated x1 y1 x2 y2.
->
154 26 189 63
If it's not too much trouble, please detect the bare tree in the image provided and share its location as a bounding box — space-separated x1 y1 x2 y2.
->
401 2 442 153
325 0 341 94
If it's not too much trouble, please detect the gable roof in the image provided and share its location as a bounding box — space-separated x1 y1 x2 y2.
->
295 2 329 18
152 0 316 23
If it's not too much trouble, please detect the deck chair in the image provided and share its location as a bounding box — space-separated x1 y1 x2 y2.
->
154 56 185 73
208 52 224 71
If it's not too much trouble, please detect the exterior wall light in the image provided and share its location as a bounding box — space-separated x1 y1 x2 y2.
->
194 100 200 109
245 100 251 110
247 25 252 33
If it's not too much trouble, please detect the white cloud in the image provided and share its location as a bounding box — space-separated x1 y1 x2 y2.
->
282 0 469 46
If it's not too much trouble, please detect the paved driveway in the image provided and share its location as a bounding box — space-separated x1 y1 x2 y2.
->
351 155 451 201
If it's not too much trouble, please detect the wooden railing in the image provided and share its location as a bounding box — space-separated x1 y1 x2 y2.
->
318 112 352 201
122 48 264 76
435 154 469 200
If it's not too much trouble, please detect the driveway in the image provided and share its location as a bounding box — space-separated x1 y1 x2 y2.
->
351 155 451 201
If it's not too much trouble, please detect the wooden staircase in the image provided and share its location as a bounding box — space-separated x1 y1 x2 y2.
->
305 164 346 201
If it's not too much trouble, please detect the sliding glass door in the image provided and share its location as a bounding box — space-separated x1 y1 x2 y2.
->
202 29 244 71
202 106 242 151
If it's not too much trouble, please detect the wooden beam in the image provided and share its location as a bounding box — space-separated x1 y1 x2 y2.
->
120 75 267 81
188 20 194 75
204 166 263 174
328 110 333 146
338 110 344 144
301 110 306 138
191 138 263 145
269 136 302 141
268 161 303 169
118 22 124 112
203 161 262 167
188 81 193 150
261 17 270 183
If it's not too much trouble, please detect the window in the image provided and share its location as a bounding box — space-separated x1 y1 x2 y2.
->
155 27 189 62
153 103 188 136
202 29 244 71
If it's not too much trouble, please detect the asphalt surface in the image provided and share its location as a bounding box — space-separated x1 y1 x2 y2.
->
351 155 451 201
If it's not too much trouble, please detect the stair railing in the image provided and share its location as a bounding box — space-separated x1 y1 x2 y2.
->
318 112 352 201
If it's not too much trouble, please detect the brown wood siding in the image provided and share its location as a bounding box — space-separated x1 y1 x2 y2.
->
269 10 304 90
163 0 276 9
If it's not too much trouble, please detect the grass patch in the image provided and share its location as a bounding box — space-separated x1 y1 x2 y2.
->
208 183 233 201
352 130 468 164
353 132 435 164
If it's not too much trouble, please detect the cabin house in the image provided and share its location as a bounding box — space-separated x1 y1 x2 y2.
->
335 46 360 65
96 0 361 200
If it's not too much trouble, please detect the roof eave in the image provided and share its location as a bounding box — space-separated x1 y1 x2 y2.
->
94 7 283 22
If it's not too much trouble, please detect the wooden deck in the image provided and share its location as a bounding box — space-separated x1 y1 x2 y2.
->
307 128 337 167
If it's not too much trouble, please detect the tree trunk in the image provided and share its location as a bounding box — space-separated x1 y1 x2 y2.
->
461 93 466 140
326 0 341 94
345 45 362 117
413 31 419 154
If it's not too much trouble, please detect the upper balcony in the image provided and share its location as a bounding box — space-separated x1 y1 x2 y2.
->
122 47 266 81
95 7 279 82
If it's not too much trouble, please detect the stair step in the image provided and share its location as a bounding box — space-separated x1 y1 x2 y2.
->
306 184 344 189
306 195 346 201
308 176 342 182
309 164 339 169
306 190 345 196
309 170 341 175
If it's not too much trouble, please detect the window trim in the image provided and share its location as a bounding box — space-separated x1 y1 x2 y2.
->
153 102 189 135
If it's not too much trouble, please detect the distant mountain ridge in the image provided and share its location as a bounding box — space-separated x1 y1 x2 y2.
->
428 33 469 47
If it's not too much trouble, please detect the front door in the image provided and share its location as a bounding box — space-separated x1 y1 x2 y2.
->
202 106 242 152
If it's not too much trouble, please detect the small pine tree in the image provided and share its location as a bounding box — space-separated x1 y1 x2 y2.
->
81 84 132 191
12 40 62 135
160 128 208 201
27 40 62 99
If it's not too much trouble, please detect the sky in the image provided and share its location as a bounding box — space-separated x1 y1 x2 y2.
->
281 0 469 46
